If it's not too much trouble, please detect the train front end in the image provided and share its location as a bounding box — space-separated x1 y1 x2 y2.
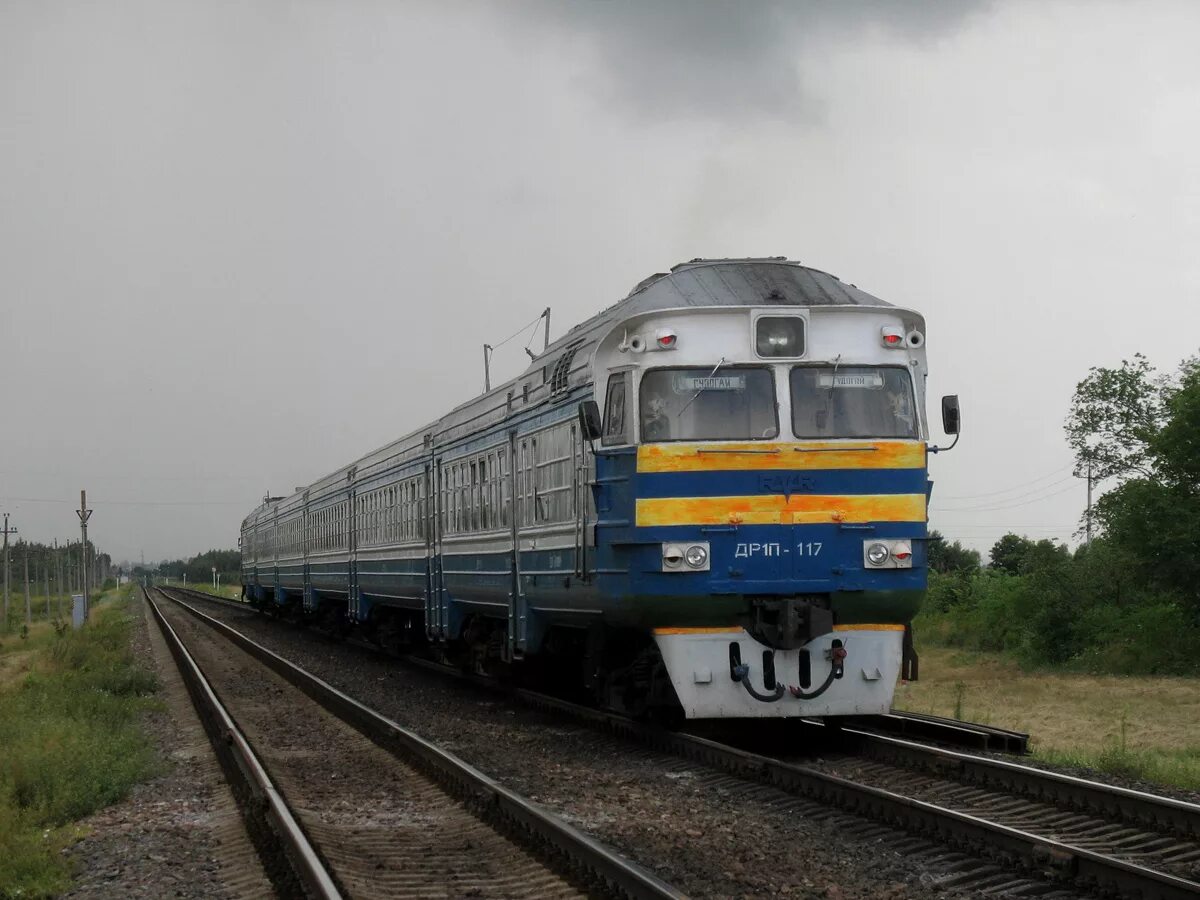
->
591 298 937 719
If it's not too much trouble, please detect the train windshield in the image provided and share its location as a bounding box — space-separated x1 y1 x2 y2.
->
790 366 918 439
640 366 778 442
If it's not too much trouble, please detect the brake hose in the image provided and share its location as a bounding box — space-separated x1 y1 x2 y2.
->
732 643 847 703
730 663 786 702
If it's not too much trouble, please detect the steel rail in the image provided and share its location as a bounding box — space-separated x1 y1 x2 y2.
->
509 692 1200 900
157 589 683 900
829 726 1200 839
839 709 1030 754
165 586 1030 754
161 587 1200 898
144 589 343 900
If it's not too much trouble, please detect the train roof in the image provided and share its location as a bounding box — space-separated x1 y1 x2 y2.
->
556 258 890 340
619 257 890 313
242 259 903 520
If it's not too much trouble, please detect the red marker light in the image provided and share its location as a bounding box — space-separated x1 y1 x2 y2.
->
884 334 903 345
894 550 911 560
656 332 677 349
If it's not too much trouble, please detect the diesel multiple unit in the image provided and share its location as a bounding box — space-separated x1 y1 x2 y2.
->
241 258 958 719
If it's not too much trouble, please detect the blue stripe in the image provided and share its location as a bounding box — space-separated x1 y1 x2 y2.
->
636 467 927 498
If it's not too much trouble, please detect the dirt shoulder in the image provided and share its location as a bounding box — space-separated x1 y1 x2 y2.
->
62 592 272 900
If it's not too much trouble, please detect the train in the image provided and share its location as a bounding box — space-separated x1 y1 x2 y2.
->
240 257 959 720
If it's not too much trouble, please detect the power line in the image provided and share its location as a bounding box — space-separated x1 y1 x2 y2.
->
930 480 1081 513
489 310 548 352
933 467 1074 502
0 496 247 507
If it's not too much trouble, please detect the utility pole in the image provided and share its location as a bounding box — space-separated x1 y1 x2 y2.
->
43 549 50 619
55 539 64 619
1086 462 1094 548
77 491 92 619
2 513 15 631
23 547 31 626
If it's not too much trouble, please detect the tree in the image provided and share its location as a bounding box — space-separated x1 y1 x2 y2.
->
927 530 981 574
1064 353 1166 482
1067 354 1200 615
989 533 1035 575
1151 359 1200 492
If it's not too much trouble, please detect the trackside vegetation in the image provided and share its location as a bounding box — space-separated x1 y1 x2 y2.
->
910 352 1200 789
923 352 1200 676
0 586 160 897
918 550 1200 676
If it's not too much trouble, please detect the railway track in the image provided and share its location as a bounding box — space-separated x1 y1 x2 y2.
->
162 587 1030 754
144 587 681 899
160 586 1200 898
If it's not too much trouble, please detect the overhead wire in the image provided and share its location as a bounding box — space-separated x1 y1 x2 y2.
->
933 465 1075 501
930 479 1082 513
488 310 546 352
0 496 247 507
933 474 1077 508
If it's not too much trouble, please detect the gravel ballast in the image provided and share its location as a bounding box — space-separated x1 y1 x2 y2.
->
169 595 1094 899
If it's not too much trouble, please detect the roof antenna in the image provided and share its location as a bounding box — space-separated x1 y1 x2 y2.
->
542 307 551 350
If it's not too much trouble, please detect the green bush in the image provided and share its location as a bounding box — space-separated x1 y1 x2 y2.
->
916 559 1200 676
0 597 160 896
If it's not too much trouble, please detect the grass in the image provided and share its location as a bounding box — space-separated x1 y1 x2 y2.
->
0 585 161 897
164 579 242 601
1 591 81 636
895 644 1200 792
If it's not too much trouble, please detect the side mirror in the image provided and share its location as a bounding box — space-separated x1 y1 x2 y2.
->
941 395 961 435
578 400 603 441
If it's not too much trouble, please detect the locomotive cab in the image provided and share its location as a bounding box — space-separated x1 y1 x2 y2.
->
589 287 933 718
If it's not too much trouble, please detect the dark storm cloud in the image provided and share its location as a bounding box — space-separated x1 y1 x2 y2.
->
511 0 992 121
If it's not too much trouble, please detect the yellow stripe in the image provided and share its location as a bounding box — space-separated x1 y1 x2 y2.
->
653 627 744 635
635 493 926 527
637 441 925 473
653 625 904 637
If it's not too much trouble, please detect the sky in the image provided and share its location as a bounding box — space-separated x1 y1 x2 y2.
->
2 0 1198 565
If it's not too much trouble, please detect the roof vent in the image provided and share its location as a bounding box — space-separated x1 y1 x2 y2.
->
549 346 579 395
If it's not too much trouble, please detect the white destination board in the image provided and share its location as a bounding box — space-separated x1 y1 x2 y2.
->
818 372 885 389
673 374 746 392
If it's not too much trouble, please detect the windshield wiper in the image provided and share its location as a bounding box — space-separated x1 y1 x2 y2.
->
814 354 841 431
676 357 727 418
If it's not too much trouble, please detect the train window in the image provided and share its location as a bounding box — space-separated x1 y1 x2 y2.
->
790 366 917 439
472 460 482 532
639 366 778 442
494 454 502 528
601 373 629 446
416 479 425 541
458 465 466 533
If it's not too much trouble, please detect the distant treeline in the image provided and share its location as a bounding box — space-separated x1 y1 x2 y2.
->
1 538 112 585
924 352 1200 676
138 549 240 584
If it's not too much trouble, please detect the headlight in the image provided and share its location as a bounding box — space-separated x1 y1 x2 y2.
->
662 542 709 572
863 539 915 569
755 316 806 358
